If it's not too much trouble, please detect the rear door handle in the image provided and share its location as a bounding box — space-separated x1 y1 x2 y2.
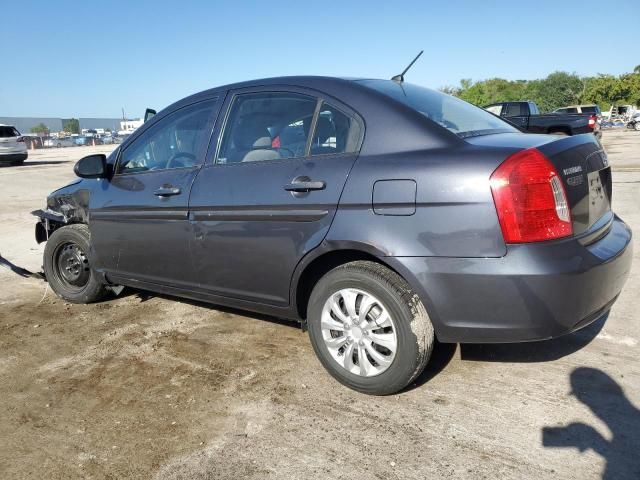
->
284 181 326 192
154 186 181 197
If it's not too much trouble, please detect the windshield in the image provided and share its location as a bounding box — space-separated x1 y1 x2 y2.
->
359 80 517 138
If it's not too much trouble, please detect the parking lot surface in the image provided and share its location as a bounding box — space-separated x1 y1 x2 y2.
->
0 133 638 479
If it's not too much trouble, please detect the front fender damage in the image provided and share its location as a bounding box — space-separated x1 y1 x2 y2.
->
32 188 90 243
29 189 124 295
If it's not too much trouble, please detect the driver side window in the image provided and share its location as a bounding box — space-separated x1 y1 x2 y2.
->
118 100 215 174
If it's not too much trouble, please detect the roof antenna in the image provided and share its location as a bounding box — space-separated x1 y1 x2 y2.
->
391 50 424 82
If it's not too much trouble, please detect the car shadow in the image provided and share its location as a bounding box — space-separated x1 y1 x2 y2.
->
542 367 640 479
23 161 73 166
121 288 301 330
403 340 458 392
459 313 607 363
114 288 608 393
0 160 72 168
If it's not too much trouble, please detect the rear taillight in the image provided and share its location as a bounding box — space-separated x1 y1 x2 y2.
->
588 115 597 129
490 148 572 243
17 136 24 142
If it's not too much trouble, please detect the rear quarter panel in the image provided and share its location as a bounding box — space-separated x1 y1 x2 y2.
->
327 145 508 258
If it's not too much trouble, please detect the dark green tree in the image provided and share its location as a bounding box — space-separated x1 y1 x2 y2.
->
450 69 640 112
63 118 80 134
30 123 49 135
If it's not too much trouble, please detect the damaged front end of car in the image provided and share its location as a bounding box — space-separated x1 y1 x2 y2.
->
32 183 89 244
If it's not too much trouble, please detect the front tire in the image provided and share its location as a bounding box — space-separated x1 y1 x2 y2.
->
43 224 108 303
307 261 434 395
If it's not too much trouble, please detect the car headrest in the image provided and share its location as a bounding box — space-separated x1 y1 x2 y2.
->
233 118 271 150
252 136 272 148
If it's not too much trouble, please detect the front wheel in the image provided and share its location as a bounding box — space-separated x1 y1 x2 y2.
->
307 261 434 395
43 224 108 303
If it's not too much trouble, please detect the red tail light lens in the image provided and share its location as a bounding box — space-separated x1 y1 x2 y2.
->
588 115 597 129
490 148 572 243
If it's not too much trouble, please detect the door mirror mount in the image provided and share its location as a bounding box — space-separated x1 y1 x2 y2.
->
74 154 108 179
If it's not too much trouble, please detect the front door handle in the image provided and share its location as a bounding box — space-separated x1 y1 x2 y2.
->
154 186 181 197
284 180 326 193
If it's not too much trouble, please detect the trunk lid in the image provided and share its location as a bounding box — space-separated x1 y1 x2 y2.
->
536 135 611 236
467 132 611 236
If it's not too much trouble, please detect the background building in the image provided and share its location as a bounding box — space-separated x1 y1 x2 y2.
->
0 116 123 134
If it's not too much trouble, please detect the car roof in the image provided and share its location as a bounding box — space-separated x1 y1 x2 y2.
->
126 75 464 156
170 75 374 106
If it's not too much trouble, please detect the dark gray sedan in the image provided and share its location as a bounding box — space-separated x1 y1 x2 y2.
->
34 76 633 395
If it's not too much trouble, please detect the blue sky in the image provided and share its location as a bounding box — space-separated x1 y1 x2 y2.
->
2 0 637 118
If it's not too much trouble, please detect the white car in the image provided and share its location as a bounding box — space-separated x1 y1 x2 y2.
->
0 124 28 165
44 137 75 148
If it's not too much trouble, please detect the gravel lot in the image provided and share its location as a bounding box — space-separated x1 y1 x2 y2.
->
0 132 638 479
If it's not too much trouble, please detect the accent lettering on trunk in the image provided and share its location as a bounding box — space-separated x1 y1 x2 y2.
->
567 175 584 187
563 166 583 175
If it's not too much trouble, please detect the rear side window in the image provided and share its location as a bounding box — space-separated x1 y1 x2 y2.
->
310 103 362 156
361 80 517 138
580 106 598 114
218 92 317 164
0 126 20 138
504 103 526 117
566 108 578 114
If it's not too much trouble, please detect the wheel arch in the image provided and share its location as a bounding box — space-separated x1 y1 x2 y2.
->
291 242 442 337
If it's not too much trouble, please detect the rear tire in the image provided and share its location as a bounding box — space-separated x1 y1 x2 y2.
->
43 224 108 304
307 261 434 395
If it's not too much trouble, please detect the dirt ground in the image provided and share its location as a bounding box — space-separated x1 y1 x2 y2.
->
0 132 639 479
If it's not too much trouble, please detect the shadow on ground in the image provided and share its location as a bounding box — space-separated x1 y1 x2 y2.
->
124 288 608 391
0 160 72 168
542 367 640 480
128 289 301 329
21 160 73 166
459 313 607 363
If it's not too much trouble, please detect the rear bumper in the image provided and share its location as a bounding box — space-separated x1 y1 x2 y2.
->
0 153 28 163
396 215 633 343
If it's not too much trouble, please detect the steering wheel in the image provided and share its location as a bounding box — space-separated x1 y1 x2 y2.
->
166 152 196 169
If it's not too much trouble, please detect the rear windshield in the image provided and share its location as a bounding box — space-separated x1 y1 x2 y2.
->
0 126 20 138
359 80 517 138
